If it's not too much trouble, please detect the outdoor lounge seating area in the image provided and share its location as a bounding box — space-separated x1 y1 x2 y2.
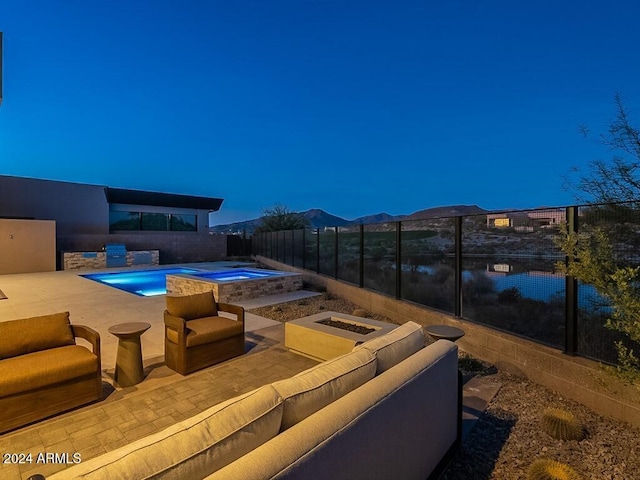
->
0 269 476 480
46 322 461 480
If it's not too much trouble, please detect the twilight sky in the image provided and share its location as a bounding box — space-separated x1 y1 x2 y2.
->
1 1 639 225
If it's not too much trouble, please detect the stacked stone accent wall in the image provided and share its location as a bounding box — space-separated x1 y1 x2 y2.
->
62 250 160 270
63 252 107 270
166 272 303 303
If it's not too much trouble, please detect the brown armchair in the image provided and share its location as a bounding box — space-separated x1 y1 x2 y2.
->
164 291 245 375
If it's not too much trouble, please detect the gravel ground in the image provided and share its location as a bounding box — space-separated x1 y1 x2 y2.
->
249 293 640 480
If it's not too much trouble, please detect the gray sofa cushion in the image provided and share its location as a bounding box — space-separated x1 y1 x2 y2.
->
271 348 376 431
50 385 284 480
353 320 425 374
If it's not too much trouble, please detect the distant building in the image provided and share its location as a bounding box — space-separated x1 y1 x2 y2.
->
487 209 565 231
0 175 227 270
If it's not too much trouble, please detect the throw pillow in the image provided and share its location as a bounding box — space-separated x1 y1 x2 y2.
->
166 291 218 320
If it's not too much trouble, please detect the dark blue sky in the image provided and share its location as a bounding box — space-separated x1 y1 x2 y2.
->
1 1 639 225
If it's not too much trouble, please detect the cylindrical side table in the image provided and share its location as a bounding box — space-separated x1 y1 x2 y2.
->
108 322 151 387
425 324 465 342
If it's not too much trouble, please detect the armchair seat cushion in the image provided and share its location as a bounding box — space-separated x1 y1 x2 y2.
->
166 317 244 348
0 345 99 397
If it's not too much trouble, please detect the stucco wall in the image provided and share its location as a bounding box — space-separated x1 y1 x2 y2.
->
0 176 109 235
0 219 56 273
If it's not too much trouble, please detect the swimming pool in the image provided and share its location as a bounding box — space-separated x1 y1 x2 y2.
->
81 268 202 296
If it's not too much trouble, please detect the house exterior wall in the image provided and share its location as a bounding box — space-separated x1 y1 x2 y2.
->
1 176 226 269
0 219 56 273
0 176 108 235
58 233 227 265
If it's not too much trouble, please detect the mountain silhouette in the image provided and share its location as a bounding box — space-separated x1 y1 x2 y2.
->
210 205 489 234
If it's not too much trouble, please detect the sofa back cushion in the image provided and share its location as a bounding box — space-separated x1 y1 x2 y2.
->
353 321 424 374
271 348 376 431
0 312 75 360
207 340 460 480
49 385 283 480
166 291 218 320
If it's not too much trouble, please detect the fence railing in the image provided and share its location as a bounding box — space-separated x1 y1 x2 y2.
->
253 203 640 365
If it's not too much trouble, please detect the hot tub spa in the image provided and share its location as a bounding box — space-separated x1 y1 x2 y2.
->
166 268 303 303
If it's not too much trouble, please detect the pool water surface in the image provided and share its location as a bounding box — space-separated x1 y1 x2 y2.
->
81 267 286 297
81 268 201 296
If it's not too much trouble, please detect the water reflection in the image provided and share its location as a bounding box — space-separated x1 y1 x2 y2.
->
403 257 607 308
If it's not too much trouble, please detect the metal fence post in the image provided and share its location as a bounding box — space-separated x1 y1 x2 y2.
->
396 221 402 299
302 229 306 270
316 228 320 274
565 206 579 355
334 227 339 279
359 224 364 288
454 216 462 317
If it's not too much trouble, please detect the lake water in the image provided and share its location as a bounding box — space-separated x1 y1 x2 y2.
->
408 260 607 308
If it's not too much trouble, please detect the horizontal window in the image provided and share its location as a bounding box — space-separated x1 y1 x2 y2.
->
170 214 197 231
142 212 169 231
109 211 140 231
110 211 197 232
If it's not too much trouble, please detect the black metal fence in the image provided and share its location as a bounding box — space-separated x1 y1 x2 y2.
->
253 203 640 365
226 234 252 257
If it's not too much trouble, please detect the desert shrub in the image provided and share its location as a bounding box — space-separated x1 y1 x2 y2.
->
498 286 522 303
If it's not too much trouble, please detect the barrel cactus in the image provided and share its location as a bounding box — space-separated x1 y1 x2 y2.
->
527 459 581 480
541 408 585 441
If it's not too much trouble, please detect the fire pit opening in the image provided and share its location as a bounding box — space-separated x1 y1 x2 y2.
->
316 318 376 335
285 311 398 361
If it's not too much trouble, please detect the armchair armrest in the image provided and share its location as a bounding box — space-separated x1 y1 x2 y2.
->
164 311 188 330
217 303 245 325
71 324 101 360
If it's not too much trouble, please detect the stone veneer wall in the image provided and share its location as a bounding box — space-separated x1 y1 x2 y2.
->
256 255 640 428
63 250 160 270
166 272 303 303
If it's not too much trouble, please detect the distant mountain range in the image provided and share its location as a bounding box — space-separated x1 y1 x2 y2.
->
210 205 488 234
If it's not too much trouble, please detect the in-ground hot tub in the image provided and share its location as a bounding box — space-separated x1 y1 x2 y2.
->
166 268 303 303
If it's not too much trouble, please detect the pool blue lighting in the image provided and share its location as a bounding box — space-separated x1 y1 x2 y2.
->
81 268 201 296
81 268 285 296
192 269 282 282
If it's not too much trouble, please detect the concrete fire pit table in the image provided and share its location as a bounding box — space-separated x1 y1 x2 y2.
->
285 311 398 361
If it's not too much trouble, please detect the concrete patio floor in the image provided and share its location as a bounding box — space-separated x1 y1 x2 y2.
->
0 267 499 479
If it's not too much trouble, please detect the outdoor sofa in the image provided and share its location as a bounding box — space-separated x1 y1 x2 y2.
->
0 312 102 434
47 321 461 480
